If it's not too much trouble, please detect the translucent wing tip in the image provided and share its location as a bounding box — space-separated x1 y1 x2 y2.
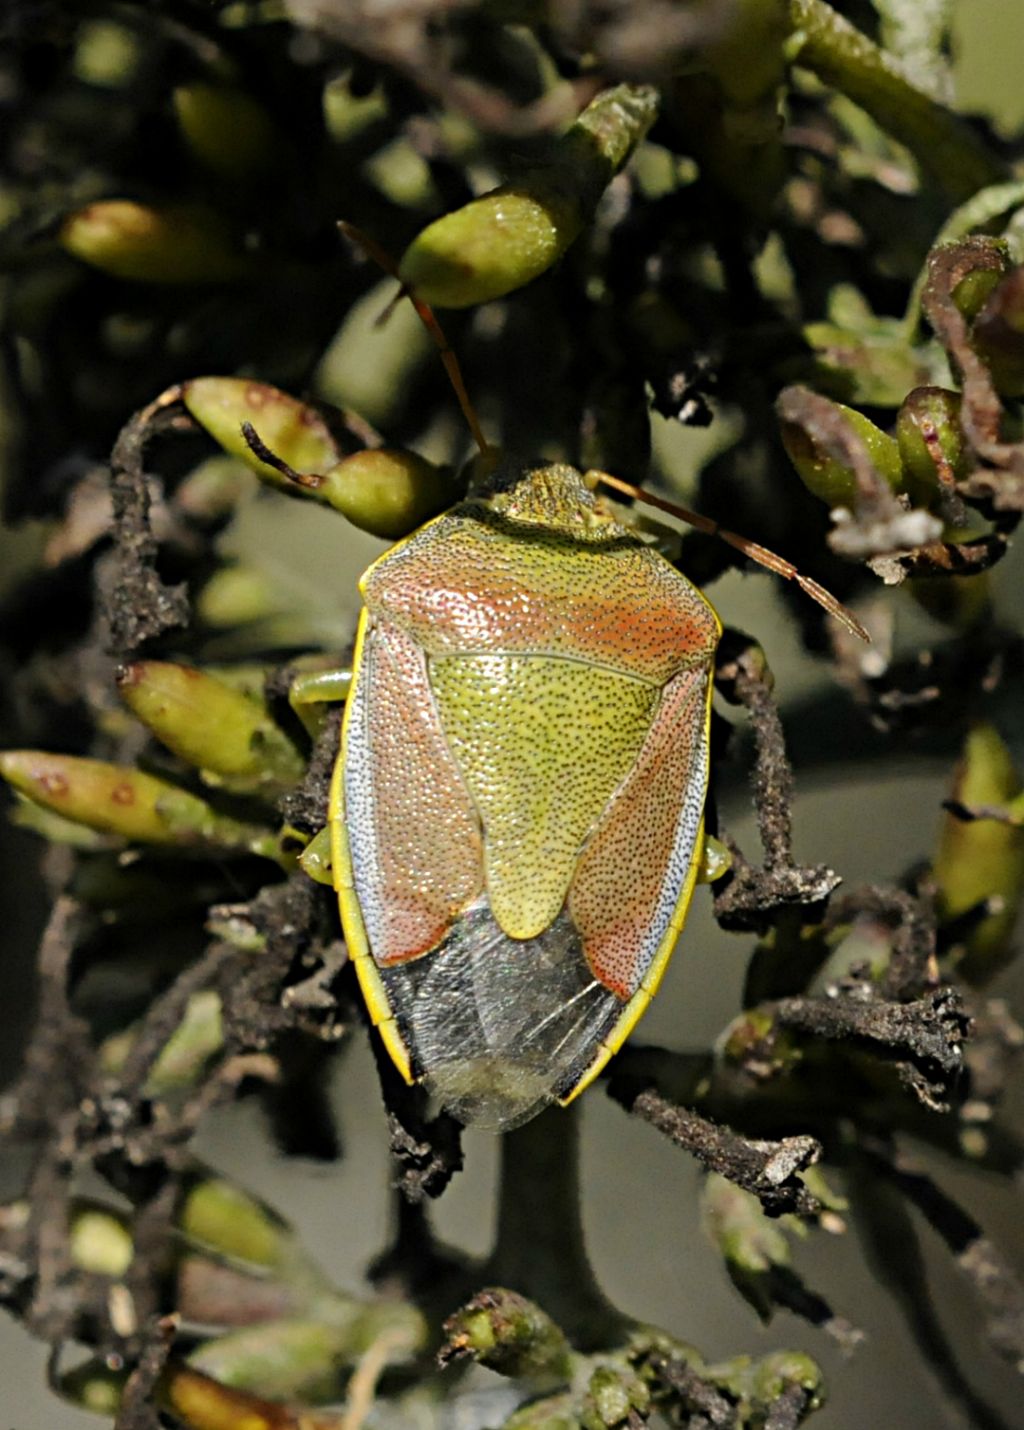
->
425 1059 555 1132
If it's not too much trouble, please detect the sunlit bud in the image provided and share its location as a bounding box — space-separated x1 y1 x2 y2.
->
440 1287 572 1383
934 723 1024 984
196 566 285 629
580 1363 650 1430
189 1307 422 1401
896 386 968 507
73 19 140 88
117 661 304 794
57 1360 127 1415
780 397 903 508
178 1176 296 1273
182 379 342 487
60 201 253 283
399 84 658 307
72 1210 131 1281
0 751 273 855
315 448 453 538
173 83 281 178
100 990 223 1093
972 265 1024 397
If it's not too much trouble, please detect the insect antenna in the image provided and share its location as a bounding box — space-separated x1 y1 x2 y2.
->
337 221 492 460
592 470 870 643
336 223 866 642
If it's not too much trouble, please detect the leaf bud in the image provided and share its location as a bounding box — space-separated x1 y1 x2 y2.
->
780 398 904 508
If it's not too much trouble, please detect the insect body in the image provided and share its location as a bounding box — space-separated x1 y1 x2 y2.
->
330 456 720 1130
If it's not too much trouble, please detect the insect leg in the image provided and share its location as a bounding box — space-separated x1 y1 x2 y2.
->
288 667 353 738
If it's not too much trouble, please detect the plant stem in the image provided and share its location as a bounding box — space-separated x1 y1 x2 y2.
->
484 1105 626 1352
789 0 1005 202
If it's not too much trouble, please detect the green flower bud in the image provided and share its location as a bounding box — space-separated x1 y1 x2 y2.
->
183 379 342 486
502 1393 577 1429
580 1363 650 1430
175 456 252 525
189 1309 422 1402
187 1321 353 1403
69 1202 134 1277
896 387 968 507
60 201 253 284
780 398 904 508
698 0 789 108
117 661 304 795
314 448 453 538
177 1174 343 1306
934 724 1024 984
197 566 286 630
58 1360 127 1415
179 1176 293 1273
100 990 224 1093
163 1364 299 1430
743 1351 825 1412
173 83 281 178
949 239 1011 322
399 84 658 307
441 1288 573 1385
701 1173 793 1321
0 751 272 855
73 19 140 89
8 791 111 849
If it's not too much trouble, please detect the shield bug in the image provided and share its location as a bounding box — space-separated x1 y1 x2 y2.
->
331 454 722 1130
253 237 866 1133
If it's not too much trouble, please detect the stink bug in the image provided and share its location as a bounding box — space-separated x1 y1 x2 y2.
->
332 456 721 1130
267 233 866 1132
